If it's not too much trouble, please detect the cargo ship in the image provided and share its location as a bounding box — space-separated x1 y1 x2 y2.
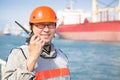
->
56 0 120 42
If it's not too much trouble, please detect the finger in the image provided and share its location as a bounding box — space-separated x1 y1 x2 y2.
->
40 40 45 46
36 39 45 46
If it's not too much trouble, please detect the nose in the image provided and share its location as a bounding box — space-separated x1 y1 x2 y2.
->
43 26 49 31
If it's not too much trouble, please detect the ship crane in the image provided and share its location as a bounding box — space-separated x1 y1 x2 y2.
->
92 0 120 22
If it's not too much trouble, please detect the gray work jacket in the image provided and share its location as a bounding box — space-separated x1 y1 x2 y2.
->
3 44 70 80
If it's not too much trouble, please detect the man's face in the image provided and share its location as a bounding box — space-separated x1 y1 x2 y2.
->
32 22 56 43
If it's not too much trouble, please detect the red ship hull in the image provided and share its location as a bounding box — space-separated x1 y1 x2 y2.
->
56 21 120 42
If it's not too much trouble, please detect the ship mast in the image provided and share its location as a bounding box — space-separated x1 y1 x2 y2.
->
69 0 74 10
92 0 98 22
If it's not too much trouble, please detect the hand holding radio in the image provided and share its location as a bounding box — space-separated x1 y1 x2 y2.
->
29 34 45 60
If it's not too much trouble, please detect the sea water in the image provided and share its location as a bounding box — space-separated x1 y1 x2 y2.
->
0 35 120 80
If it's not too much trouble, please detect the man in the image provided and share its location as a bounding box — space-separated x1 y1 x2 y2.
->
3 6 70 80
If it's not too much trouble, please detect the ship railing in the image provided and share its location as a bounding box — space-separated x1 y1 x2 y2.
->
0 58 6 80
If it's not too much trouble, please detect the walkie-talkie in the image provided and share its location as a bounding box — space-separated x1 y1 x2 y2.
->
26 32 34 44
15 21 33 44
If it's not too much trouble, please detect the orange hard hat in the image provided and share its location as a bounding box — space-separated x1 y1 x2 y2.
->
29 6 57 24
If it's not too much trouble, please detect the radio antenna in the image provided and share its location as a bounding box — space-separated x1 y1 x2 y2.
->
15 21 29 34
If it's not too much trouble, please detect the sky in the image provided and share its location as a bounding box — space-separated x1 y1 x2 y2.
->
0 0 118 31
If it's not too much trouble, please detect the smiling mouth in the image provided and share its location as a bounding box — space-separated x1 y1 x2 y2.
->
40 34 50 37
